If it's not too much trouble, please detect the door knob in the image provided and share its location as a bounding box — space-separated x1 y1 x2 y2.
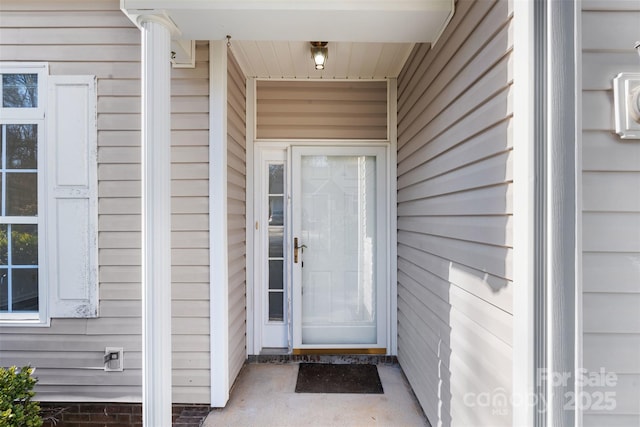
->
294 237 307 264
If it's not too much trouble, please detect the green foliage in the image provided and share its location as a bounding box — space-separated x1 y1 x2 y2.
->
0 366 42 427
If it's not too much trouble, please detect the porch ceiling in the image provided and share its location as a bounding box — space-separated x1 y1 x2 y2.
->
121 0 454 78
230 41 415 79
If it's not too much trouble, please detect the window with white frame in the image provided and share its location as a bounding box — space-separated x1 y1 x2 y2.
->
0 63 98 325
0 67 45 321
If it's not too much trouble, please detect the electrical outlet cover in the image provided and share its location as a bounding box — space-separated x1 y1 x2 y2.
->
104 347 124 372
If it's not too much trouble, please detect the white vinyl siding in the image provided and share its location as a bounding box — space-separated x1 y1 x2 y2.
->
0 1 211 404
255 80 387 140
581 3 640 425
227 49 247 387
396 1 513 426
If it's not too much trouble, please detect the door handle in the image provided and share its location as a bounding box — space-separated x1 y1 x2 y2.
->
294 237 307 264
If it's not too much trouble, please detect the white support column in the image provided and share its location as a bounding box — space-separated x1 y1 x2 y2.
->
139 14 173 427
546 0 577 424
209 39 230 408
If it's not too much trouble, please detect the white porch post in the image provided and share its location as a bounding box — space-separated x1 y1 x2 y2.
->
545 0 577 424
209 39 230 408
139 14 173 427
514 1 578 424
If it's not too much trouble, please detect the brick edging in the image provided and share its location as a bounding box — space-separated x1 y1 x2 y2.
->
39 402 211 427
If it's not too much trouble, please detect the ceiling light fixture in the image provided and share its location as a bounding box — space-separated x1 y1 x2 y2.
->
310 42 328 70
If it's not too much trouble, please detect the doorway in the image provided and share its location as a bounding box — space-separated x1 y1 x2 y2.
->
253 143 389 354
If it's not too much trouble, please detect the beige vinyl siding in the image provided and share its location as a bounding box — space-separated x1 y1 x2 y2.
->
581 3 640 425
171 41 211 404
227 49 247 387
396 1 513 426
256 80 387 140
0 0 142 402
0 1 211 404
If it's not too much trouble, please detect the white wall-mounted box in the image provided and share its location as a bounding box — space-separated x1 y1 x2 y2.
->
613 72 640 139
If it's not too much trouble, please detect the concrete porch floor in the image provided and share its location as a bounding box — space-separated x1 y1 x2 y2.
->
202 363 429 427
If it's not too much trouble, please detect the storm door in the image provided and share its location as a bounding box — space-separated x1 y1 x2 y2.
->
256 145 388 352
291 146 387 351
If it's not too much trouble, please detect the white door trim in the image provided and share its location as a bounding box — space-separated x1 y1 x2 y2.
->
246 78 257 355
388 78 398 355
512 1 536 425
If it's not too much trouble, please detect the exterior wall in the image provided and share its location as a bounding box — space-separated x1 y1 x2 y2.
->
0 1 211 404
255 80 387 140
396 1 513 426
226 49 247 386
170 41 211 404
580 2 640 425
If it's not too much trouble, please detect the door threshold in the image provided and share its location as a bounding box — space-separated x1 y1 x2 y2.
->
292 348 387 355
260 347 289 356
248 354 397 364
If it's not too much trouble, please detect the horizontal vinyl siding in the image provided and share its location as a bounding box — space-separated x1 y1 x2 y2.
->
171 41 211 404
227 49 247 387
256 80 387 140
0 1 211 404
396 1 513 426
581 4 640 425
0 0 142 402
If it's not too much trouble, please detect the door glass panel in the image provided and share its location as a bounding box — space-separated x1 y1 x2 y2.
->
268 196 284 226
268 229 283 258
300 155 377 345
267 163 285 324
268 291 284 321
268 260 284 290
268 164 284 194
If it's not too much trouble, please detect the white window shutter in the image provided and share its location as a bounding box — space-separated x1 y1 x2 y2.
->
46 75 98 318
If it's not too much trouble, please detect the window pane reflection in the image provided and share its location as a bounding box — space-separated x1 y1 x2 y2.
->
11 268 38 311
6 124 37 169
0 119 40 314
7 173 37 216
0 268 7 311
2 74 38 108
0 225 7 265
12 225 38 265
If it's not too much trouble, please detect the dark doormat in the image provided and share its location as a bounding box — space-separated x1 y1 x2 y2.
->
295 363 384 394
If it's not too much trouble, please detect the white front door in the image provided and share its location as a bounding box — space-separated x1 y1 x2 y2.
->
291 146 387 350
256 144 388 352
